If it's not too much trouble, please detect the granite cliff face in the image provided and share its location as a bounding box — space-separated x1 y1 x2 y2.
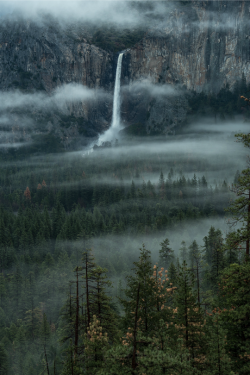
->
0 20 114 147
124 1 250 92
0 22 112 91
120 0 250 133
0 1 250 148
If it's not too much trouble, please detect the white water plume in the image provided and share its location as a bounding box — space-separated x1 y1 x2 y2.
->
97 52 124 145
111 52 124 131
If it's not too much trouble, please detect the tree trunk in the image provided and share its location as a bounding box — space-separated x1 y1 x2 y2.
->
85 254 91 330
196 264 200 304
74 268 79 356
44 344 50 375
132 283 140 371
97 279 101 323
184 280 189 348
217 324 221 375
247 189 250 258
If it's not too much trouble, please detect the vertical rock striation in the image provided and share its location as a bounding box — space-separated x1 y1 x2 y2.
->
1 1 250 143
124 1 250 93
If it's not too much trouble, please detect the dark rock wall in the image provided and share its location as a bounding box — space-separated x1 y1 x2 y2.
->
125 1 250 93
1 1 250 145
0 20 115 144
0 21 114 91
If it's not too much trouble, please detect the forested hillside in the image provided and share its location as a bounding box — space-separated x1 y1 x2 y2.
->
1 1 250 373
0 125 250 375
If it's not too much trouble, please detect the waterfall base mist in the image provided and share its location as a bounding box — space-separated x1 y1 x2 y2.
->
96 52 124 147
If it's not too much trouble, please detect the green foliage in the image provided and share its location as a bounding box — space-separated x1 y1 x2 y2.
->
0 122 248 374
187 76 250 120
0 342 8 375
174 262 207 369
219 262 250 374
159 238 174 269
84 315 109 375
204 314 233 375
203 227 225 290
121 244 156 336
225 161 250 259
179 240 188 262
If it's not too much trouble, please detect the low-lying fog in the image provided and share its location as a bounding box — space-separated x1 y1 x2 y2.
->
53 215 240 294
3 115 248 192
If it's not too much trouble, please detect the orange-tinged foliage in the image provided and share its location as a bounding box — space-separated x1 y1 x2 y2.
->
240 95 250 103
24 186 31 200
84 315 108 345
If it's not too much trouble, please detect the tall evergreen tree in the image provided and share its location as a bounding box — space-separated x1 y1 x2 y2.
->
0 343 8 375
159 238 174 270
219 262 250 374
173 262 207 370
204 313 233 375
121 245 156 339
188 240 202 303
179 240 188 263
225 132 250 259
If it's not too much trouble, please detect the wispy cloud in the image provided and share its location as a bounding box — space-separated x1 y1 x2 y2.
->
0 83 106 112
0 141 31 148
1 0 165 27
123 79 178 98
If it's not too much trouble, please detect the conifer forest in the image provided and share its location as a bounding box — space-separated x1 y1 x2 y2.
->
1 117 250 375
1 1 250 374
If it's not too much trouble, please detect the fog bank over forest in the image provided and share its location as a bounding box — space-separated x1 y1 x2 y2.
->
1 1 250 373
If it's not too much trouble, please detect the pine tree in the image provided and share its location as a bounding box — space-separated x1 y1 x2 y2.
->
83 315 109 375
225 133 250 259
179 240 188 262
204 313 233 375
158 171 165 200
90 266 117 338
159 170 165 189
159 238 174 270
225 232 239 265
191 174 198 202
219 262 250 374
0 343 8 375
14 324 27 374
0 273 6 308
188 240 202 303
24 186 31 200
168 262 177 286
173 262 207 370
130 181 136 199
52 199 66 239
211 245 225 291
121 245 157 339
24 272 41 341
203 226 223 267
100 249 180 375
81 249 97 330
61 250 118 375
62 339 79 375
61 279 83 375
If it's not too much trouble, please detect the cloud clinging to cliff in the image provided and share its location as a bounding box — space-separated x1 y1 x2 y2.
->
1 1 241 35
0 0 152 26
123 79 178 98
0 83 106 112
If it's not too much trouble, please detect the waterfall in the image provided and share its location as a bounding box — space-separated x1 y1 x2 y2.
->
88 51 124 150
110 52 124 130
